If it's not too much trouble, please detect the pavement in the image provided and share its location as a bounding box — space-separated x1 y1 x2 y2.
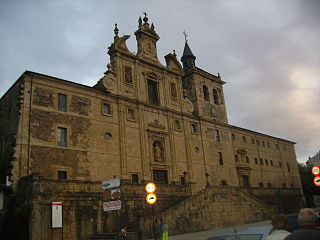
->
148 220 271 240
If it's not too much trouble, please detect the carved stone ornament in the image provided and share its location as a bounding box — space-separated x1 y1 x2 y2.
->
148 119 165 130
183 98 194 113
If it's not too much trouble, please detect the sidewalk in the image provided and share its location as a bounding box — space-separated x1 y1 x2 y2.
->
149 220 271 240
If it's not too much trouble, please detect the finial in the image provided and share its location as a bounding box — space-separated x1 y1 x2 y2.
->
114 23 119 38
173 50 176 57
218 73 221 78
143 11 148 23
151 23 154 30
138 16 142 27
183 31 188 42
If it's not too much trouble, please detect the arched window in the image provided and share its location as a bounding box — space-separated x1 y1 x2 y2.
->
213 89 219 105
203 85 209 101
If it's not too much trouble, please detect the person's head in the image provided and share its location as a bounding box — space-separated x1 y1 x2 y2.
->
298 208 316 226
271 214 287 230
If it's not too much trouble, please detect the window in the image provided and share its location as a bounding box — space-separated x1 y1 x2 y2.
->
213 89 219 105
259 182 263 188
218 152 223 165
257 140 260 146
191 123 198 133
279 162 282 168
148 80 159 105
268 183 272 188
262 141 265 147
57 127 67 147
260 159 263 165
267 142 270 148
254 158 258 164
131 174 139 183
124 66 133 84
245 157 249 163
235 155 239 162
58 93 67 112
170 82 177 98
251 138 255 144
58 171 67 180
287 163 291 172
153 170 168 184
265 159 269 166
103 103 111 115
203 85 209 101
242 136 246 143
174 120 181 130
270 160 273 166
231 133 235 140
221 180 227 186
215 130 221 142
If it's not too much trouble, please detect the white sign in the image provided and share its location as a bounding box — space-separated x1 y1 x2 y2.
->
52 202 62 228
145 182 156 193
111 188 121 199
102 178 120 189
312 165 320 176
103 200 122 211
146 193 157 204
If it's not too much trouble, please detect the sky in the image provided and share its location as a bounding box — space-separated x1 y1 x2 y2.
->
0 0 319 163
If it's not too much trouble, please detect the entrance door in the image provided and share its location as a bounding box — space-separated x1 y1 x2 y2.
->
242 175 250 187
153 170 168 184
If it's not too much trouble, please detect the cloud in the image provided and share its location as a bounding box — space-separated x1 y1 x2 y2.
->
0 0 319 162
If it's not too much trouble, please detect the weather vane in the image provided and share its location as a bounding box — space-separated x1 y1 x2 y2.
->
183 31 188 41
143 11 148 18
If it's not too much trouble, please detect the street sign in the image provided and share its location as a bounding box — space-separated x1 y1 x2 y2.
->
146 182 156 193
314 176 320 187
52 202 62 228
146 193 157 204
111 188 121 199
312 165 320 176
102 178 120 189
103 200 122 211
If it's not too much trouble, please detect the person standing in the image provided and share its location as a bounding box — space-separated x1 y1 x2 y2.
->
284 208 320 240
120 226 128 240
161 219 168 240
266 214 290 240
153 219 161 240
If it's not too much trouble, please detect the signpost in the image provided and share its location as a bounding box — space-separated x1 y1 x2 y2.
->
312 165 320 187
145 182 157 204
52 202 62 228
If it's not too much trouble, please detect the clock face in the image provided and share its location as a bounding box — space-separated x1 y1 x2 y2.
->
211 106 217 117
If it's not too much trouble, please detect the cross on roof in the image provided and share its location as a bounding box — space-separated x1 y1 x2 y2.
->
183 31 188 41
143 12 148 18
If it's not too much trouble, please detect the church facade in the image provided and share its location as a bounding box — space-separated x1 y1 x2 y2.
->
0 15 302 240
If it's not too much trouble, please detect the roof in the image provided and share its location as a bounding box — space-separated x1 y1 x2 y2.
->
181 41 196 60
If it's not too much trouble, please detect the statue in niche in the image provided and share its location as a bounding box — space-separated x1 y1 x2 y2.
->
153 141 163 162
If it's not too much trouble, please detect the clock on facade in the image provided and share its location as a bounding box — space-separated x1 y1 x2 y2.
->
211 106 218 117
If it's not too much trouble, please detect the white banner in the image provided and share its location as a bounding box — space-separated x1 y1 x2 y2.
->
103 200 121 211
52 202 62 228
102 178 120 189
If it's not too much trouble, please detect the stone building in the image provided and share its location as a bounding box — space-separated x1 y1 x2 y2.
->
0 15 302 240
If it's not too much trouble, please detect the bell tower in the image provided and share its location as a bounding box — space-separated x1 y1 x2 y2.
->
134 13 160 62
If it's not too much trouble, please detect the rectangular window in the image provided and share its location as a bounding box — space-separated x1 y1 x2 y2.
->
235 155 239 162
103 103 111 115
267 142 270 148
245 157 249 163
242 136 246 143
215 130 221 142
287 163 291 172
265 159 269 166
218 152 223 165
262 141 265 147
148 80 159 105
251 138 255 144
57 127 67 147
231 133 235 140
260 159 263 165
259 182 263 188
191 123 198 133
221 180 227 186
170 82 177 98
254 158 258 164
257 140 260 146
270 160 273 166
153 170 168 184
58 170 67 180
58 93 67 112
131 174 139 183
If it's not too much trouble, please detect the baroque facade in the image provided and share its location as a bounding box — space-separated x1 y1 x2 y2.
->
0 15 302 240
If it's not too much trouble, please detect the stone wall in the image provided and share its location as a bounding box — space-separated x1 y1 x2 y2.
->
157 185 277 236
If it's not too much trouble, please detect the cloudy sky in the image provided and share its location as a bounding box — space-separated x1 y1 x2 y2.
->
0 0 319 163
